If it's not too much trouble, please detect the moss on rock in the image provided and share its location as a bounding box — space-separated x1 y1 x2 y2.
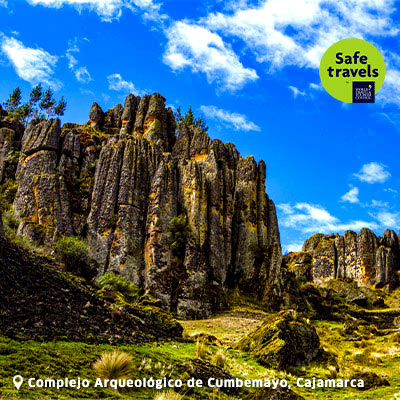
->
236 310 320 370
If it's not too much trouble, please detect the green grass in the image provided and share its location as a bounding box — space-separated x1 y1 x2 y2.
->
1 320 399 400
1 296 400 400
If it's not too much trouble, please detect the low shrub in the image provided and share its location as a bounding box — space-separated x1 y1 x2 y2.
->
195 341 208 360
55 236 97 280
211 349 227 369
97 272 139 303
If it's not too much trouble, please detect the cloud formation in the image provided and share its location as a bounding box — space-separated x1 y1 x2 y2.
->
200 105 260 132
107 73 144 95
288 86 305 98
26 0 162 21
164 21 258 91
372 211 400 228
278 202 378 234
75 66 92 83
66 40 92 83
354 162 391 184
341 187 359 204
1 36 61 89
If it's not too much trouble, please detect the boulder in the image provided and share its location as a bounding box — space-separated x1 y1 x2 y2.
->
351 372 389 390
236 310 320 370
89 102 104 129
187 358 240 395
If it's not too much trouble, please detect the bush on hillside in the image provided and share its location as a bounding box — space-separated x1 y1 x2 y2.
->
55 236 97 280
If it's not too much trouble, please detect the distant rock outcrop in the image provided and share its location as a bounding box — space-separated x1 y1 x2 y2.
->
1 93 284 319
284 229 400 290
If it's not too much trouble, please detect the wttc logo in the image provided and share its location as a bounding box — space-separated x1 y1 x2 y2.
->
353 82 375 103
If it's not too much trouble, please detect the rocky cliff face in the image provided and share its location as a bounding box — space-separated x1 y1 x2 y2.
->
0 93 284 318
284 229 400 290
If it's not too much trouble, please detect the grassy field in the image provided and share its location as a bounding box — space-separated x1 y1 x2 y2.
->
1 303 399 400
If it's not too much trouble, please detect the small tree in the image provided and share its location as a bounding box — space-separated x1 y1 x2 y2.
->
2 84 67 126
3 87 22 114
174 106 208 133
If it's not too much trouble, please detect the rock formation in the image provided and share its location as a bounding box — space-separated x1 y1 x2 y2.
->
284 229 400 290
0 93 284 319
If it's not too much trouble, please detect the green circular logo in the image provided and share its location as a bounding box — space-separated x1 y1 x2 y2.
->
319 38 385 103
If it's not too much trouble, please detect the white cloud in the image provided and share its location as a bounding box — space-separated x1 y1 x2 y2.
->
163 21 258 91
25 0 162 21
288 86 305 98
0 0 7 7
66 40 92 84
365 199 389 208
80 88 94 96
66 42 79 69
200 105 260 132
205 0 397 70
310 82 323 91
354 162 391 184
341 187 359 204
107 73 144 95
1 36 61 89
372 211 400 229
75 66 92 83
384 187 398 194
278 202 378 234
284 242 304 253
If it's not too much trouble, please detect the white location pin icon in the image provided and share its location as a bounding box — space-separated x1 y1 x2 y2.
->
13 375 23 390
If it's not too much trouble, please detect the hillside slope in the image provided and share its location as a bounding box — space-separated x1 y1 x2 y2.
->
0 235 182 343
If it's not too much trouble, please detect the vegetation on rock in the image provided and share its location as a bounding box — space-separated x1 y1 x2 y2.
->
236 310 321 370
55 236 98 280
3 85 66 126
97 272 140 302
174 106 208 132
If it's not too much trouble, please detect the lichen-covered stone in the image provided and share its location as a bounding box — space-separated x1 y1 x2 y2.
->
89 102 104 129
236 310 320 370
21 118 60 154
283 252 313 282
295 228 400 290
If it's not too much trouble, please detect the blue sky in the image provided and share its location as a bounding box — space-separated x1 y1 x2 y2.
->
1 0 400 253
